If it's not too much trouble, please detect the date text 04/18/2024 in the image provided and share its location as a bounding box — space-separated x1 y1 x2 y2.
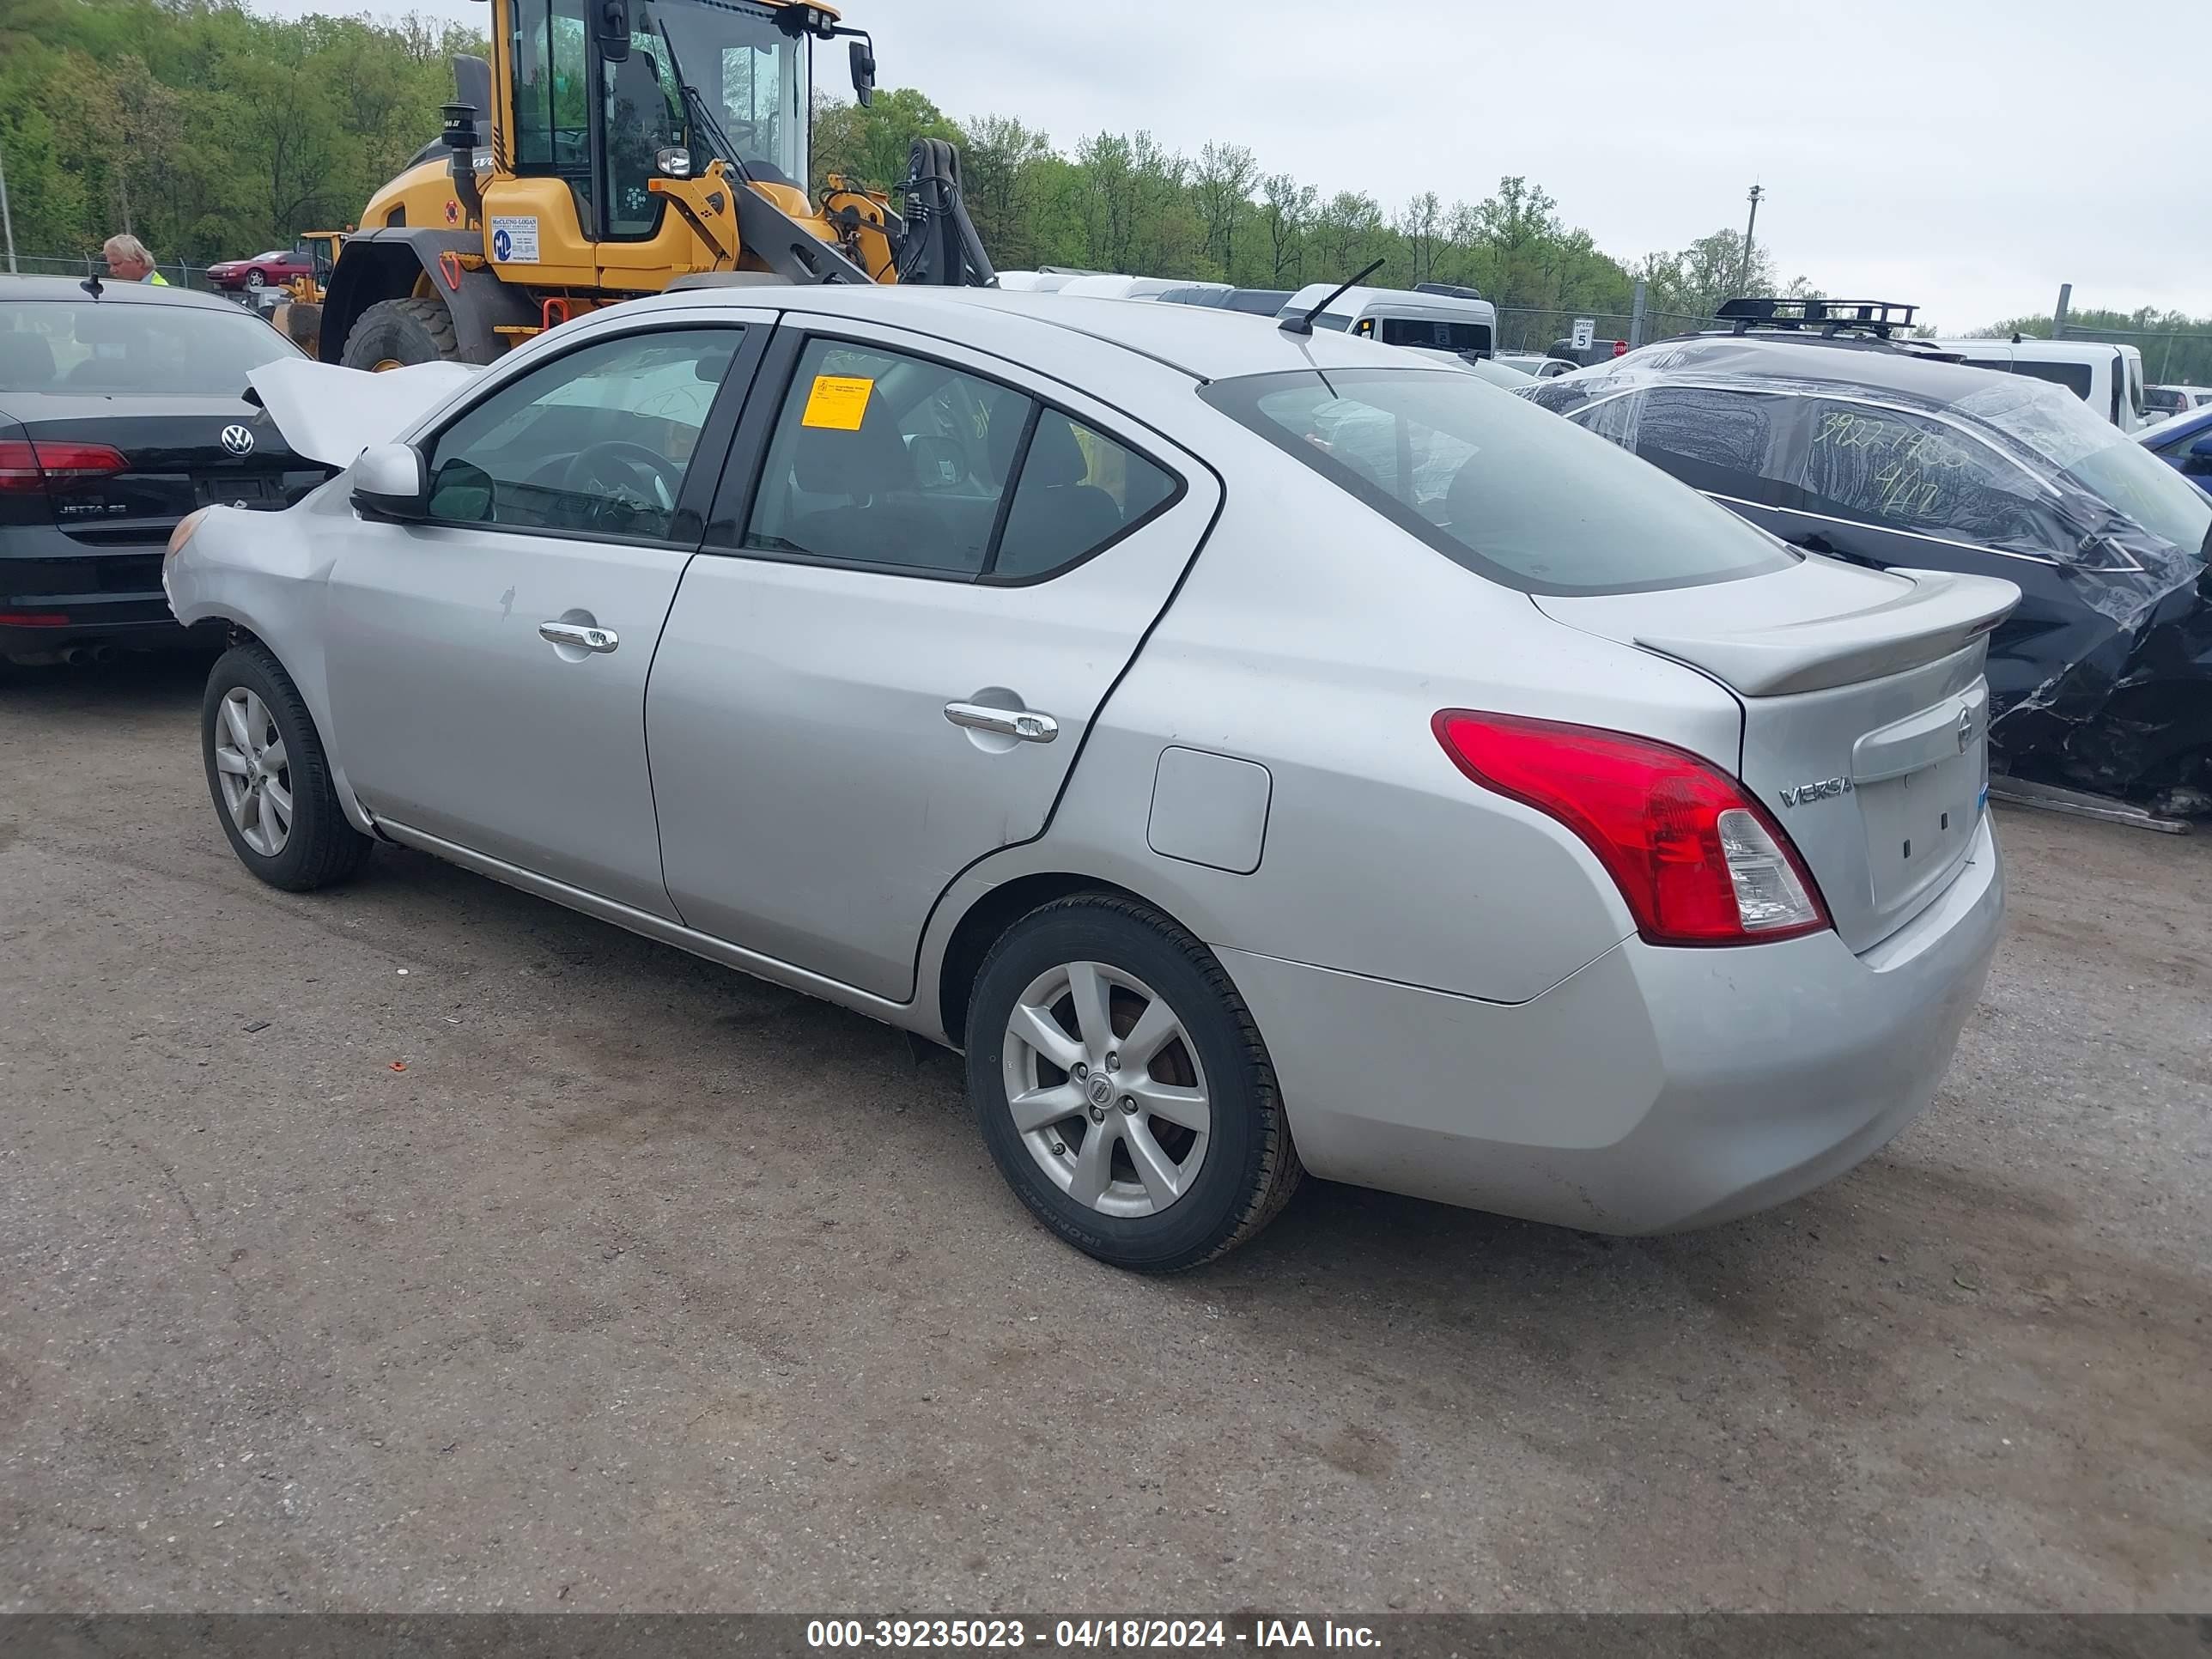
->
805 1620 1382 1650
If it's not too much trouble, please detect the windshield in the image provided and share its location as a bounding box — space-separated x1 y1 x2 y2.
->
1954 378 2212 555
0 301 301 396
645 0 808 188
1204 368 1799 596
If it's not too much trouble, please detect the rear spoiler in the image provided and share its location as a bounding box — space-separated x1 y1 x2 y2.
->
245 358 480 468
1633 568 2021 697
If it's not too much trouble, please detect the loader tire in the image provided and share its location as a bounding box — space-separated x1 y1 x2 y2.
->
341 296 460 371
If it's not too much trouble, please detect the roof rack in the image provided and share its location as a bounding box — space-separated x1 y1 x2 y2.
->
1716 297 1918 338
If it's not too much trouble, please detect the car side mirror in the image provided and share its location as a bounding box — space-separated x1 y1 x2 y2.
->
848 39 877 106
2187 436 2212 472
595 0 630 64
351 443 429 520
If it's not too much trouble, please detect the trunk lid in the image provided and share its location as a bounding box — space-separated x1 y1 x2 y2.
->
1535 556 2020 952
2 392 329 544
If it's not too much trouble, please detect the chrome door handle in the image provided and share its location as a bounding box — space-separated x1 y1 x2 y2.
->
944 702 1058 744
539 620 618 653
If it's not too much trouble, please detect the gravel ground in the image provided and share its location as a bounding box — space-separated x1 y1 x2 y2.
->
1 653 2205 1613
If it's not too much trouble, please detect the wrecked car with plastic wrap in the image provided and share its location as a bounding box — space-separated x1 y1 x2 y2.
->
1528 332 2212 811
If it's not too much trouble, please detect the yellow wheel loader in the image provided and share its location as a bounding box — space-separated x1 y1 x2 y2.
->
318 0 994 370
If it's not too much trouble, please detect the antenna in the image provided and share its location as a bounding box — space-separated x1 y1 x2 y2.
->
1280 258 1385 337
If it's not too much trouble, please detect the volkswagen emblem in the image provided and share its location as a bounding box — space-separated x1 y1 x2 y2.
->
220 424 256 457
1956 708 1974 752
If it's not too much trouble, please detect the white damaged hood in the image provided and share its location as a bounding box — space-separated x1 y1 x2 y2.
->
245 359 481 468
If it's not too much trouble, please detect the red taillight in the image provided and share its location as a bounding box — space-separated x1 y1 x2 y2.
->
0 440 129 493
1432 710 1831 947
0 613 72 627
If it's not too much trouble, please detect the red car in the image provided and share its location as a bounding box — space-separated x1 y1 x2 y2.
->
206 246 315 291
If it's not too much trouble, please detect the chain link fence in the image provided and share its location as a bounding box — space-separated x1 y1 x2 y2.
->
9 252 225 295
1492 305 1726 359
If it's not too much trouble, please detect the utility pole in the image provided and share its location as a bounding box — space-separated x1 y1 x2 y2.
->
1739 184 1764 295
2052 283 2071 340
0 139 17 275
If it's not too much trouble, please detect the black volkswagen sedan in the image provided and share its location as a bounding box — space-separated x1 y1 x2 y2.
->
1 277 328 664
1529 330 2212 806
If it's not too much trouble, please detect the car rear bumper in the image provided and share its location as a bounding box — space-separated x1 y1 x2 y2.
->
2 532 201 653
1221 814 2004 1235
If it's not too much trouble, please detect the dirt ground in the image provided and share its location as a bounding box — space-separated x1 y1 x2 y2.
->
1 653 2205 1614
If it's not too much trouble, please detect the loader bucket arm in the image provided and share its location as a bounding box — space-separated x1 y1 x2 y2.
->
896 137 998 287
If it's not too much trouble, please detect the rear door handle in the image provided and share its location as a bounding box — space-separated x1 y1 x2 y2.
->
539 620 618 653
944 702 1058 744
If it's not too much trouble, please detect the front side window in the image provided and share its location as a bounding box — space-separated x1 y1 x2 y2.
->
1206 367 1797 596
1792 401 2063 550
425 327 738 539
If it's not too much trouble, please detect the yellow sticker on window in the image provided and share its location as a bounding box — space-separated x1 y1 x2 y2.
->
800 374 874 430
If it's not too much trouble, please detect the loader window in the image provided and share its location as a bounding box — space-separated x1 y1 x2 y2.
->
602 31 684 238
511 0 594 222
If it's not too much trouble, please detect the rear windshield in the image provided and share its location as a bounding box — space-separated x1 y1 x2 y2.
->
0 300 301 396
1203 367 1799 596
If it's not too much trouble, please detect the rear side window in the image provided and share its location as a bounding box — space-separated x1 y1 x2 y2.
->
1205 367 1797 596
744 338 1026 576
0 301 299 395
993 410 1176 580
1375 317 1492 356
741 338 1179 580
1572 386 1782 500
2010 359 2094 399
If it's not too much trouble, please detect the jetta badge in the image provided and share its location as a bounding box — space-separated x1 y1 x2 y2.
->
1778 777 1852 808
1957 708 1974 752
220 424 255 457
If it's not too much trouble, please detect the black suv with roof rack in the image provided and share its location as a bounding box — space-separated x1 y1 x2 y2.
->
1526 298 2212 806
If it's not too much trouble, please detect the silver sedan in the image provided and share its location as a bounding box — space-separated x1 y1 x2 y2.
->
165 287 2016 1271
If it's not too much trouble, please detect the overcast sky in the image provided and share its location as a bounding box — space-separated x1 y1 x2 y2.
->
256 0 2209 332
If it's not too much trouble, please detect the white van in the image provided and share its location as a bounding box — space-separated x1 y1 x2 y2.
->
1277 283 1498 360
1052 274 1232 302
1932 337 2150 430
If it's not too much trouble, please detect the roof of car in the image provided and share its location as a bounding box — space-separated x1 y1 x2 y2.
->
1595 332 2016 405
1281 283 1497 319
646 283 1446 382
0 274 249 313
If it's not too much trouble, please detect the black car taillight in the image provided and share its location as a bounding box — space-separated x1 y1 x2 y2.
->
0 439 130 492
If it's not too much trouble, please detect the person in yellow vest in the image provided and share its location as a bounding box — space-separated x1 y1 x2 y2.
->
103 234 169 285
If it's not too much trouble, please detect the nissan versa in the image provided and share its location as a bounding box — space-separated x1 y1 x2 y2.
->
164 287 2016 1271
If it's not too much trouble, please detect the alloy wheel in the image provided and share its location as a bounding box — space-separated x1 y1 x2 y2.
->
1002 960 1212 1218
212 686 292 857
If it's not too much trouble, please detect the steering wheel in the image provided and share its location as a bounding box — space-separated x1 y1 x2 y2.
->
561 441 685 532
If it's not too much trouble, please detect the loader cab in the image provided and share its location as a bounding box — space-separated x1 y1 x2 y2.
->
503 0 811 251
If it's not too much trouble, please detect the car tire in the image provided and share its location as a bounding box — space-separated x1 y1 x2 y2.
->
202 643 371 892
245 269 267 289
340 296 459 371
967 895 1302 1273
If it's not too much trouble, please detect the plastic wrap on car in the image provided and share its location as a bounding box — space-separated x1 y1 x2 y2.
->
1533 349 2212 805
